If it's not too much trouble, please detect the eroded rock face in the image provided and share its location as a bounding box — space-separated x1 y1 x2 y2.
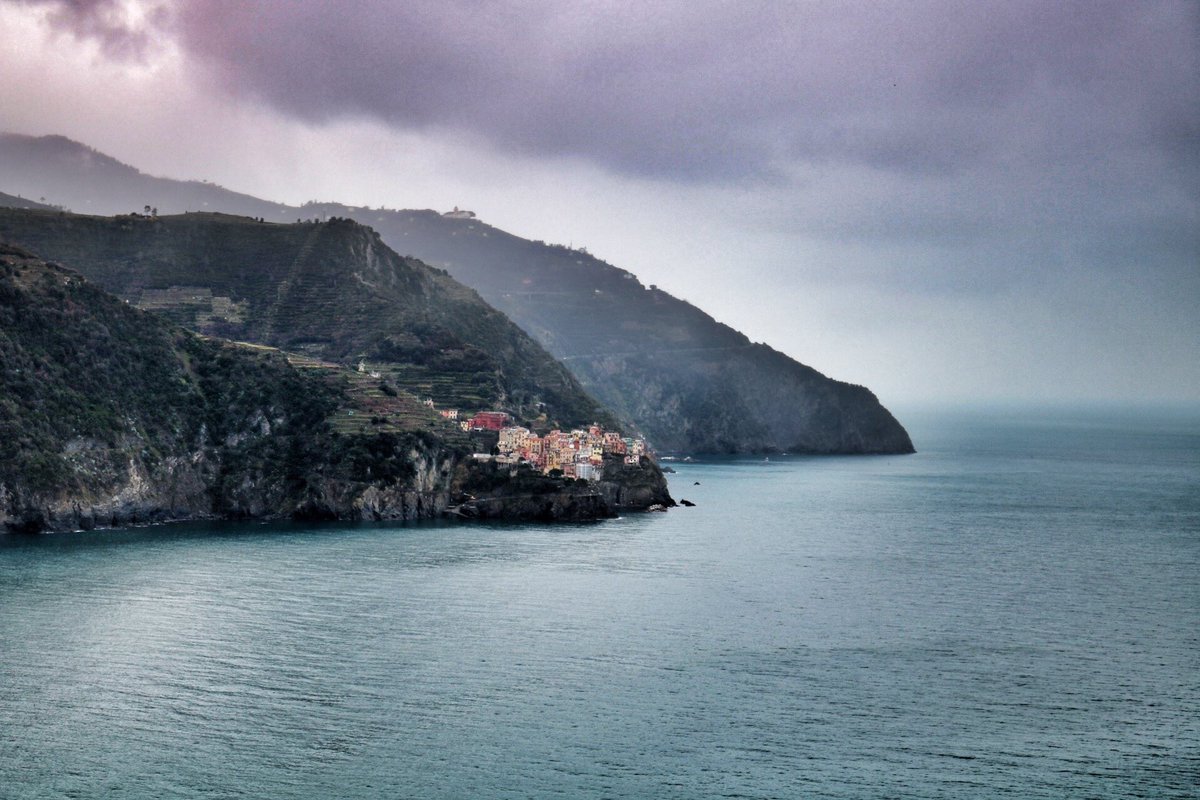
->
1 446 677 534
1 242 673 534
455 489 616 522
0 445 215 533
450 455 674 522
291 451 462 522
596 455 677 511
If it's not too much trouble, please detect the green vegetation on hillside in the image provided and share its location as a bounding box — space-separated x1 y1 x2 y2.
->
0 209 616 433
0 244 203 491
0 243 466 529
0 242 668 532
333 209 915 454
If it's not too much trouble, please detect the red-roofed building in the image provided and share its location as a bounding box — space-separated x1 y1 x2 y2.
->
469 411 510 431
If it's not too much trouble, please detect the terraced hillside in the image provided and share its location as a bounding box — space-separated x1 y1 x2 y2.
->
222 341 470 444
0 208 615 431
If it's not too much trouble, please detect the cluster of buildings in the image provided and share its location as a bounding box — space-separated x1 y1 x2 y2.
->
420 402 649 480
493 422 647 480
450 409 648 480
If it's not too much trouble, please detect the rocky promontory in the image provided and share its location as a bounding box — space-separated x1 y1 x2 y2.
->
0 244 672 533
451 454 675 522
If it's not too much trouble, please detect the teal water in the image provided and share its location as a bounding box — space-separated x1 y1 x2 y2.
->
1 407 1197 798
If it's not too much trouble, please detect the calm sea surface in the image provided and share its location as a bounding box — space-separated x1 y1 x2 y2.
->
2 407 1197 799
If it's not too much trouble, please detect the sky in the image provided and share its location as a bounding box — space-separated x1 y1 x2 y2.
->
0 0 1196 406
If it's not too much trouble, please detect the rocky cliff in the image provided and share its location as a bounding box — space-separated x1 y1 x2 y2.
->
0 244 671 533
318 209 915 454
453 454 674 521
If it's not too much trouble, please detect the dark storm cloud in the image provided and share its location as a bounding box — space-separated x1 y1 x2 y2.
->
11 0 1200 301
15 0 1198 187
11 0 167 58
3 0 1196 400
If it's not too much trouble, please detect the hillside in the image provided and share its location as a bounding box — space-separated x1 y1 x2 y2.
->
0 244 671 532
0 133 286 218
0 241 459 531
0 191 56 211
315 208 915 454
0 207 615 432
0 132 913 453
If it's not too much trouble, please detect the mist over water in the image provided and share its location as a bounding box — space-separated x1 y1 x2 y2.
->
2 407 1197 798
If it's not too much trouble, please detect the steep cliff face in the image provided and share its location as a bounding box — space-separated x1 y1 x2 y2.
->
596 455 677 510
0 433 465 534
0 245 669 533
327 209 915 454
0 242 461 532
450 454 673 521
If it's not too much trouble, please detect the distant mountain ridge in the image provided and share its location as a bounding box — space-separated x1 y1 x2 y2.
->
0 132 914 454
0 134 285 219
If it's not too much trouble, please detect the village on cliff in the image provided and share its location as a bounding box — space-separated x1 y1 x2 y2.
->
351 359 653 480
432 404 648 481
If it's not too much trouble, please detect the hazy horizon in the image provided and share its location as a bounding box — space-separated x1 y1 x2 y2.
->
0 0 1196 407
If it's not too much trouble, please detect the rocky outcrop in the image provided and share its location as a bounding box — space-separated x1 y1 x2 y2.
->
595 455 677 511
0 450 213 533
0 245 663 533
453 488 616 522
288 449 461 522
448 454 674 522
0 413 469 535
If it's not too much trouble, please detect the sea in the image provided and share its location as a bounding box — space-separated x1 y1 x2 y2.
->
1 406 1197 799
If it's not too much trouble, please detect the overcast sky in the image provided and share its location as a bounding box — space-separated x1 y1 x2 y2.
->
1 0 1196 406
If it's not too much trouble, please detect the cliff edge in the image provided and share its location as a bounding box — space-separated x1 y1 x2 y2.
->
0 244 672 533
